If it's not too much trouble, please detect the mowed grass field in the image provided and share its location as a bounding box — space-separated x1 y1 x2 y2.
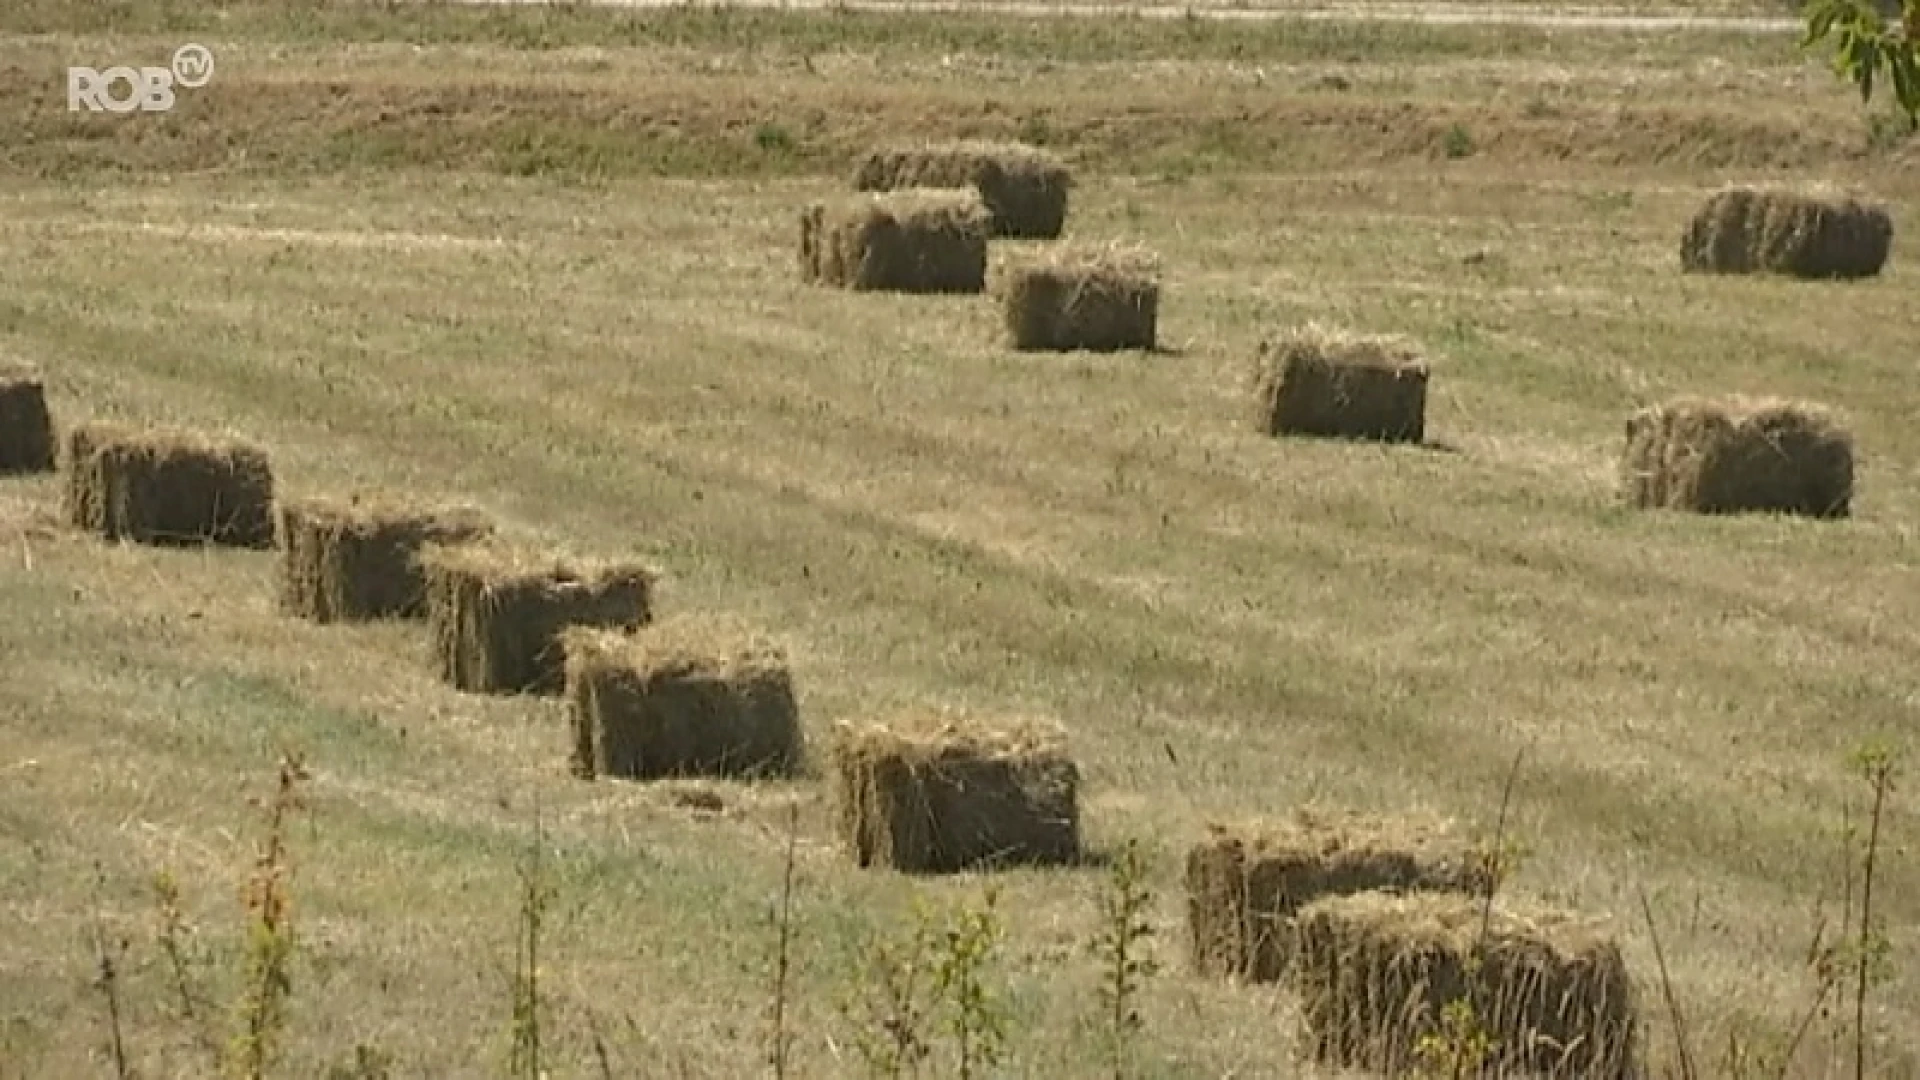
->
2 1 1919 1077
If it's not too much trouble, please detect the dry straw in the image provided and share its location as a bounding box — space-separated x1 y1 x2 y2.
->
0 369 56 475
1622 395 1853 518
830 709 1080 874
419 538 656 695
561 617 803 782
1293 891 1640 1079
1186 807 1488 983
853 140 1072 239
800 190 991 294
1001 242 1161 352
61 422 276 548
1680 186 1893 279
275 495 494 624
1251 324 1431 444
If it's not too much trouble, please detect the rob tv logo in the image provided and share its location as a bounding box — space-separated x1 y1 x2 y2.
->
68 44 214 113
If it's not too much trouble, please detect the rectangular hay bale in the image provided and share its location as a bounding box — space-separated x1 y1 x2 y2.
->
561 618 803 782
831 710 1080 873
61 422 276 548
1251 324 1430 444
1680 186 1892 280
420 539 656 695
800 190 990 294
276 496 494 623
1621 395 1852 518
0 370 56 475
853 140 1072 239
1187 807 1488 983
1002 245 1160 353
1294 891 1639 1079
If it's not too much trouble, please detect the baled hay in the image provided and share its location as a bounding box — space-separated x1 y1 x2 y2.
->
1002 243 1160 353
1680 186 1892 279
61 422 275 548
1622 395 1853 519
0 371 56 475
561 617 802 782
1251 324 1430 444
831 709 1080 873
1294 891 1639 1079
420 539 655 695
800 190 990 294
1187 807 1489 983
276 496 494 624
853 140 1072 239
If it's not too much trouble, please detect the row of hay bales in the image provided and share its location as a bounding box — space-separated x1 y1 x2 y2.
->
794 148 1870 518
4 377 1649 1071
804 141 1163 354
0 172 1888 1075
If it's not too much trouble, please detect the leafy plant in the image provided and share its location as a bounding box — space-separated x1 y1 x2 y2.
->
1803 0 1920 131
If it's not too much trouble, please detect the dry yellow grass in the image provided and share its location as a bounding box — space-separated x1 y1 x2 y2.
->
0 3 1916 1077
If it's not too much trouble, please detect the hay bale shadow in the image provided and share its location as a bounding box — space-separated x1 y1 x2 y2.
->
1251 324 1430 445
1621 395 1853 519
276 495 494 624
800 190 990 294
1186 808 1488 984
61 422 276 548
1680 186 1893 280
421 540 657 696
1294 891 1640 1079
830 710 1081 875
854 140 1072 239
0 370 56 476
562 617 804 782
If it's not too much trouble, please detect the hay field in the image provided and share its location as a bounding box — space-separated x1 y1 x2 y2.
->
1 1 1917 1076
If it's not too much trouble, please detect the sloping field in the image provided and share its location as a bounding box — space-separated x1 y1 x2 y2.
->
1 2 1916 1077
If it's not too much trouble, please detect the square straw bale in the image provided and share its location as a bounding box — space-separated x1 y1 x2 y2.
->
1680 186 1892 279
276 495 494 623
0 370 56 475
1187 807 1489 983
61 422 276 548
800 190 991 294
1293 891 1640 1079
1621 395 1852 518
420 539 656 695
853 140 1072 238
1251 324 1430 444
1001 243 1160 352
831 710 1080 873
561 617 803 782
